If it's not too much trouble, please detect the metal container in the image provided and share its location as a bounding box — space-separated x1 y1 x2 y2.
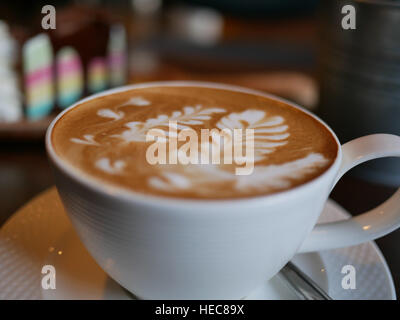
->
318 0 400 186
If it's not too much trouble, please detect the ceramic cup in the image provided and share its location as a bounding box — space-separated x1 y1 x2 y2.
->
46 81 400 299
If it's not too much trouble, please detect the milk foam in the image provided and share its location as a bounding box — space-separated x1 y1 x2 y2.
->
120 96 150 107
95 158 126 174
55 86 337 199
70 134 99 146
149 153 328 195
97 108 124 120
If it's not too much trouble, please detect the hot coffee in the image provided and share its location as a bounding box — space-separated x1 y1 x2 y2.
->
52 85 337 199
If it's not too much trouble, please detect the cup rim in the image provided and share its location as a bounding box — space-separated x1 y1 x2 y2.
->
46 80 342 208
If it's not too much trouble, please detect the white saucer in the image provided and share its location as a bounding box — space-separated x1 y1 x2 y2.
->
0 188 396 300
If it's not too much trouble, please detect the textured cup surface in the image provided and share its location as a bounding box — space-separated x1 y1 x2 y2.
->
46 82 341 299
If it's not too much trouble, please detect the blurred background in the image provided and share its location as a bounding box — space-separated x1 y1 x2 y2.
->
0 0 400 296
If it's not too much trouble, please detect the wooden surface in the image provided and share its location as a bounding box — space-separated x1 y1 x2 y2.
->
0 116 54 141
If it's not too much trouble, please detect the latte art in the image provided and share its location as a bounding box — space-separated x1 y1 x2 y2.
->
52 86 338 199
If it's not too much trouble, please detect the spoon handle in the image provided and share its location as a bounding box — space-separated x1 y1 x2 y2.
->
278 261 332 300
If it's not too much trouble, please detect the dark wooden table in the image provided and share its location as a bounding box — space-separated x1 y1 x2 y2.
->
0 141 399 299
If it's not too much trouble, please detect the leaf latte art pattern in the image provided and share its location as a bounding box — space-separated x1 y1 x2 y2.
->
95 158 126 174
149 153 328 196
216 109 289 161
70 134 99 146
59 87 337 199
111 105 226 142
97 109 124 120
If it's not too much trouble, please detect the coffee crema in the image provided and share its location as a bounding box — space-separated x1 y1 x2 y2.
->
52 86 338 199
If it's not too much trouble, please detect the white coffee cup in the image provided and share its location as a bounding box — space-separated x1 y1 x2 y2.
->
46 81 400 299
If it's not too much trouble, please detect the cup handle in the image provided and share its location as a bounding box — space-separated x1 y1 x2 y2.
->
298 134 400 253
